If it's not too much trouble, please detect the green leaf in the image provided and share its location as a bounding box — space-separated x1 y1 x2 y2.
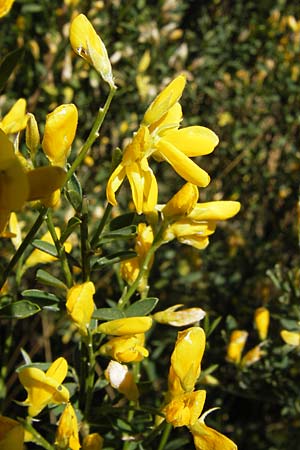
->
21 289 61 311
60 216 81 243
65 172 82 212
93 308 125 320
0 48 24 92
31 240 58 257
0 300 40 319
125 298 159 317
98 225 137 243
109 213 136 230
36 269 67 290
91 251 136 269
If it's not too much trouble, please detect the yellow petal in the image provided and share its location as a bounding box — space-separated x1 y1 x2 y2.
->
143 75 186 125
156 138 210 187
162 183 199 220
154 304 206 327
163 390 206 428
27 166 66 201
177 235 210 250
106 163 126 206
66 282 95 335
42 104 78 167
98 316 152 336
189 201 241 221
164 126 219 156
70 14 114 87
0 416 24 450
0 99 28 134
171 327 206 392
226 330 248 364
281 329 300 346
55 403 80 450
0 155 28 211
254 307 270 340
82 433 104 450
100 334 148 363
46 357 68 383
126 162 145 214
26 113 40 156
190 419 237 450
241 344 265 367
105 361 139 401
152 102 183 136
142 166 158 213
9 212 22 249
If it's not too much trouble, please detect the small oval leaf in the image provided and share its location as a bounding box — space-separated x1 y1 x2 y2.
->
93 308 125 321
0 300 40 319
125 298 159 317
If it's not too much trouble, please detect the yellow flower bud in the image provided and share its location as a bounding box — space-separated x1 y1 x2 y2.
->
254 307 270 340
66 282 95 335
0 98 28 134
153 304 205 327
281 329 300 346
18 357 69 417
98 316 152 336
26 113 40 157
226 330 248 364
0 416 24 450
82 433 104 450
170 327 206 392
55 403 80 450
162 183 199 220
99 334 149 363
70 14 115 88
42 104 78 167
163 390 206 428
105 361 139 401
142 75 186 125
241 344 265 367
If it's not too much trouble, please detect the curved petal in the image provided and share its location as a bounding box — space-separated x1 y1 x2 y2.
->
164 126 219 156
142 167 158 213
126 162 145 214
156 139 210 187
189 201 241 221
190 418 237 450
177 235 210 250
106 163 126 206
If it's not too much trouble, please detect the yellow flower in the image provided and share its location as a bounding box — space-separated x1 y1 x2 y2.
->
189 412 237 450
105 361 139 401
98 316 152 336
18 357 70 417
170 327 206 393
55 403 80 450
0 0 14 17
120 223 154 292
0 98 28 133
153 304 206 327
281 329 300 346
24 228 72 269
226 330 248 364
254 307 270 340
161 183 199 220
42 104 78 167
0 416 24 450
66 282 95 336
26 113 40 157
241 344 265 367
163 199 241 250
163 390 206 428
106 75 219 214
70 13 115 88
99 333 149 363
82 433 104 450
0 129 66 235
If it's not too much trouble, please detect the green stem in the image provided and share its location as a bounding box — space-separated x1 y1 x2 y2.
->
84 329 96 421
46 211 73 288
21 417 54 450
118 224 166 309
0 206 47 290
90 202 113 249
66 85 117 183
80 199 91 282
157 422 172 450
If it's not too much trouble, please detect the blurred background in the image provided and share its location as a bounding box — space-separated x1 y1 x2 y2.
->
1 1 300 449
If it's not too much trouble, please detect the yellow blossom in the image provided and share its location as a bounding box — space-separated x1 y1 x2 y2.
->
0 129 66 235
226 330 248 364
163 198 241 250
120 223 154 292
0 416 24 450
189 412 237 450
98 316 152 336
241 344 265 367
163 390 206 428
18 357 70 417
105 361 139 401
162 183 199 220
66 282 95 335
25 228 72 269
170 327 206 393
82 433 104 450
153 304 206 327
55 403 80 450
254 307 270 340
0 99 28 133
106 75 219 214
0 0 15 17
42 104 78 167
70 13 115 88
9 212 22 249
280 329 300 346
99 333 149 363
26 113 40 157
